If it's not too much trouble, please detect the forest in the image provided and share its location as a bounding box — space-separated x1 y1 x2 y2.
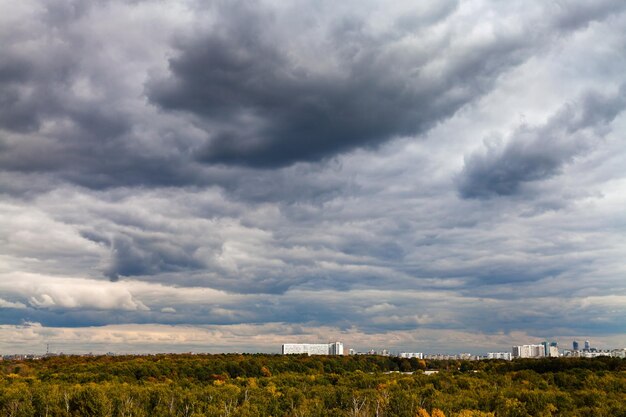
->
0 354 624 417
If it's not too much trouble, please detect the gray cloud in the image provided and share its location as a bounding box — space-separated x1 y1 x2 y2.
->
457 86 626 199
148 7 482 166
551 0 626 30
1 0 626 352
102 235 203 281
147 1 625 168
0 0 621 189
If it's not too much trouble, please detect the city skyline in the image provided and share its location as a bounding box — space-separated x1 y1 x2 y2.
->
1 334 623 358
1 0 626 354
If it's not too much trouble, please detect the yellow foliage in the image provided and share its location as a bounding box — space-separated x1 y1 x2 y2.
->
457 412 494 417
213 379 225 386
266 383 282 398
431 409 446 417
540 404 558 417
417 408 431 417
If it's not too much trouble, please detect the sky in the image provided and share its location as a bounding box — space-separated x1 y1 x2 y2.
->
1 0 625 355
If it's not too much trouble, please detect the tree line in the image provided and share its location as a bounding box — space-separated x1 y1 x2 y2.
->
0 354 624 416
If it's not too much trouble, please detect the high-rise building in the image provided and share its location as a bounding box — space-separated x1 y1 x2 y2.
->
584 340 590 350
548 345 559 357
512 344 545 358
329 342 344 355
541 341 549 356
281 342 344 356
573 340 579 351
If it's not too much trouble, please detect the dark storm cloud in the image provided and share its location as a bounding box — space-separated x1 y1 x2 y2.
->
0 3 137 181
95 234 205 281
457 87 626 199
0 0 622 189
0 57 41 132
0 0 99 135
148 21 465 165
0 53 72 133
147 1 619 168
0 0 195 190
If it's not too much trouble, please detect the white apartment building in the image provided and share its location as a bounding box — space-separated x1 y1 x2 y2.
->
487 352 512 360
329 342 344 355
399 352 424 359
548 346 559 357
611 348 626 358
512 344 545 358
282 342 344 355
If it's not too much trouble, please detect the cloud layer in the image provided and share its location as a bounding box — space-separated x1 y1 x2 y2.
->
458 87 626 198
1 0 626 354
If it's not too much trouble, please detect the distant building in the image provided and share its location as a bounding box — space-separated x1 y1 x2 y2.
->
537 341 559 357
584 340 591 350
548 345 559 357
423 353 480 360
610 348 626 358
399 352 424 359
511 342 558 358
573 340 579 351
329 341 344 355
487 352 512 360
582 350 610 358
512 344 545 358
281 342 344 356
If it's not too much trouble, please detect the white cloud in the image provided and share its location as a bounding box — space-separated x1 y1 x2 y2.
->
0 273 149 311
0 298 27 309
